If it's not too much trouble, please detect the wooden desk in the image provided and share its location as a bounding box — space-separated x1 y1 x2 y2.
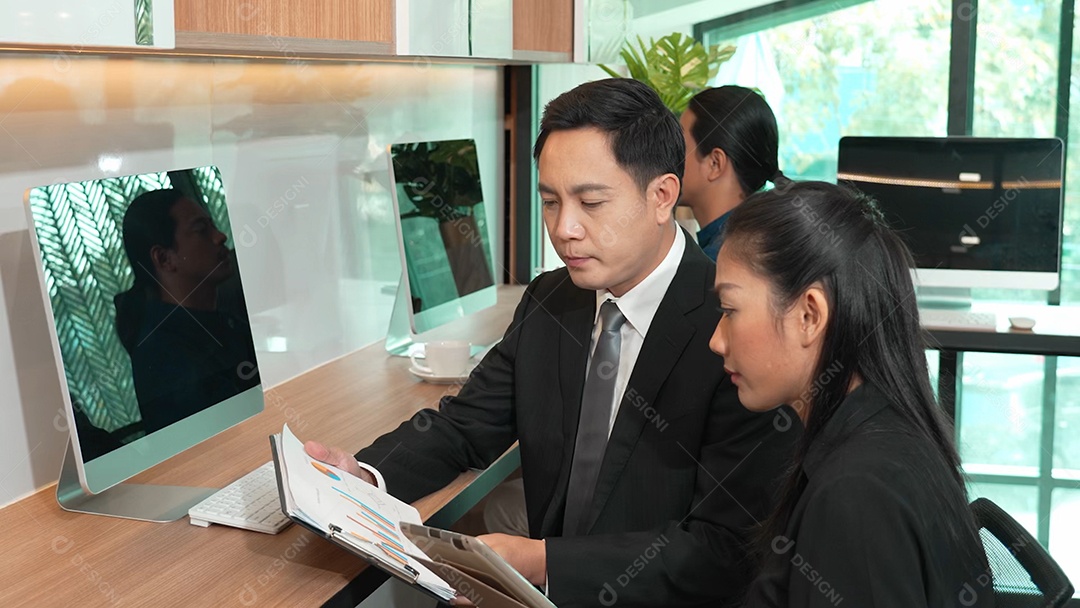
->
0 285 526 608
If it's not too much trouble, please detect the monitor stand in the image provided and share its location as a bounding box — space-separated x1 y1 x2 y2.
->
56 440 216 522
384 276 492 359
916 286 974 310
385 278 423 358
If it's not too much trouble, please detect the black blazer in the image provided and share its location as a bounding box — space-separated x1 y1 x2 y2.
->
359 235 794 607
744 383 992 608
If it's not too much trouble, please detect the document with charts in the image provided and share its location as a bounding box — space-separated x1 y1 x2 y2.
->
271 424 555 607
272 424 456 601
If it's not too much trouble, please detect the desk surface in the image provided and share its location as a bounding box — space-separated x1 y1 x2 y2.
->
0 285 526 608
922 303 1080 356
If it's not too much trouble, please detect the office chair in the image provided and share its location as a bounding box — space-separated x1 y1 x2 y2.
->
971 497 1074 607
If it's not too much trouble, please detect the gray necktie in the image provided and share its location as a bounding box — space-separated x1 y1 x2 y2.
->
563 300 626 536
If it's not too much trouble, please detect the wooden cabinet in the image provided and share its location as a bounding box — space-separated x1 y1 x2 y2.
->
174 0 578 62
0 0 589 63
173 0 395 55
0 0 176 49
513 0 631 64
513 0 574 62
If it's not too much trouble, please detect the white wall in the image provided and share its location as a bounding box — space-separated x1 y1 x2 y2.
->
0 53 503 507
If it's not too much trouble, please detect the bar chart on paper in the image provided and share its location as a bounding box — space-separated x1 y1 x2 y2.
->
275 425 456 600
334 486 416 569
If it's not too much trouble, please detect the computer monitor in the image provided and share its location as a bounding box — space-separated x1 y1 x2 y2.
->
385 138 496 354
837 136 1064 298
25 166 264 521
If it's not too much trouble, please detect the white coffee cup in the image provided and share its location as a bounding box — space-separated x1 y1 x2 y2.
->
411 341 471 377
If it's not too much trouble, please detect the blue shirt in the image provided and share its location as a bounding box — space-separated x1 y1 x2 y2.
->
696 211 731 261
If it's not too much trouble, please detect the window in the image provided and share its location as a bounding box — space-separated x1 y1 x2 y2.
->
1053 356 1080 477
1050 487 1080 589
973 0 1061 139
968 481 1040 538
701 0 951 182
958 353 1044 475
971 0 1061 303
1063 7 1080 305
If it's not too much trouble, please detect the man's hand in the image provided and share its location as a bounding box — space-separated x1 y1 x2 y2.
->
303 441 374 485
477 533 546 586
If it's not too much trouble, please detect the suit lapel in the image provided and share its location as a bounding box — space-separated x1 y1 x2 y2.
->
539 288 595 537
583 240 708 532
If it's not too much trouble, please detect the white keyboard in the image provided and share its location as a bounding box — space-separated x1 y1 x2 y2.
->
919 309 998 332
188 461 292 534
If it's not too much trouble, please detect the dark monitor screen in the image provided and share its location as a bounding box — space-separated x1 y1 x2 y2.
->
837 137 1063 278
389 138 495 317
26 166 263 493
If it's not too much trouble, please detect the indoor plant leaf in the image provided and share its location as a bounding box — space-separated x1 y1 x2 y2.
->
601 31 740 115
651 33 710 90
707 44 737 81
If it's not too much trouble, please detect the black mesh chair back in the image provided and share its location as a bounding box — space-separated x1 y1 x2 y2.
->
971 497 1074 608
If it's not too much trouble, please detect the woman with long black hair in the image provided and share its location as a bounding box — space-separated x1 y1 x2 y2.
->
680 85 787 260
710 181 991 607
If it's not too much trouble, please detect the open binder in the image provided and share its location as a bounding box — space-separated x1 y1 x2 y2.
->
270 425 555 608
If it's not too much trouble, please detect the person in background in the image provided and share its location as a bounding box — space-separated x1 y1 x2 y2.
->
305 78 794 607
680 85 785 260
115 189 259 434
710 181 991 607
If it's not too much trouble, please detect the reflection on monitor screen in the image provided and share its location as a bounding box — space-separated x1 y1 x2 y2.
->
389 139 496 336
113 189 258 435
838 137 1063 291
26 166 263 497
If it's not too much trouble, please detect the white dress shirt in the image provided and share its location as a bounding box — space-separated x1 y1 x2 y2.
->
589 227 685 436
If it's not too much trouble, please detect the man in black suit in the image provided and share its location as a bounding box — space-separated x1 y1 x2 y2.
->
307 78 793 607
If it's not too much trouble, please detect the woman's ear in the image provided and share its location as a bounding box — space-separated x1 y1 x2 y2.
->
798 283 830 348
707 148 729 182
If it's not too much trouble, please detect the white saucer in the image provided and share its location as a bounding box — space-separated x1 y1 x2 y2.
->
407 365 471 385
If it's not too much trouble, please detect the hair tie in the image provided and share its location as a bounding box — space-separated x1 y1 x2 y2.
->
771 169 790 187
